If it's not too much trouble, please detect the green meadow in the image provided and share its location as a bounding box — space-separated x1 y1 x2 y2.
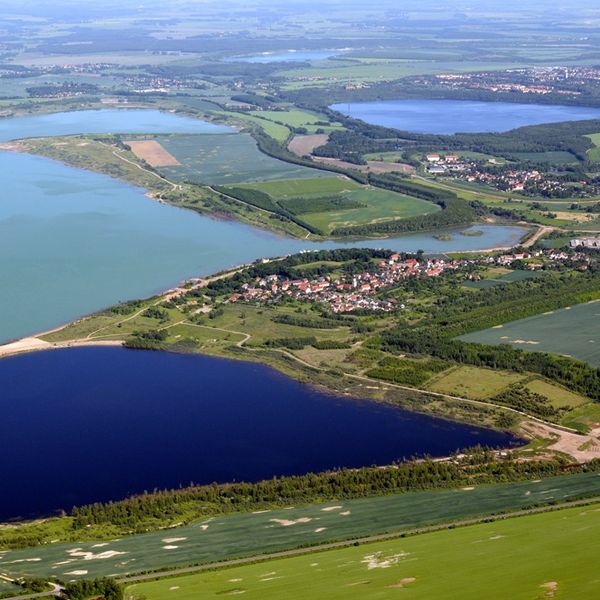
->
236 177 439 233
459 300 600 366
2 474 599 582
127 503 600 600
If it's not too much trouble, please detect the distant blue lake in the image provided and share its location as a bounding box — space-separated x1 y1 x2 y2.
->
0 109 526 343
0 347 520 520
331 99 600 134
0 108 232 141
231 50 343 63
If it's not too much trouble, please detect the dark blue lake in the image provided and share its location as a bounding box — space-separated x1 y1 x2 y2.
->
330 99 600 134
0 347 519 521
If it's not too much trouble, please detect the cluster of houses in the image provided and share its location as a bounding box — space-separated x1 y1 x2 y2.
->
419 67 589 98
428 157 577 196
570 236 600 249
425 153 468 175
227 254 465 313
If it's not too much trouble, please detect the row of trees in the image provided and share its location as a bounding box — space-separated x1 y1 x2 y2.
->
66 455 596 533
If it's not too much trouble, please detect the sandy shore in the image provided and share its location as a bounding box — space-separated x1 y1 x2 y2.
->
0 337 123 360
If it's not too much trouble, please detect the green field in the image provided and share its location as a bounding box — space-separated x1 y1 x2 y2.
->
2 474 599 582
127 503 600 600
427 366 526 399
155 134 325 185
248 109 327 128
459 300 600 366
509 151 578 164
236 177 439 233
586 133 600 162
463 270 544 289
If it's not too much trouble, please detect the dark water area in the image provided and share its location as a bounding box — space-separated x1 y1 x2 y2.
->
0 347 520 521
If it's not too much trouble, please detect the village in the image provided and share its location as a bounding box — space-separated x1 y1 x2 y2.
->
223 244 598 314
424 152 597 197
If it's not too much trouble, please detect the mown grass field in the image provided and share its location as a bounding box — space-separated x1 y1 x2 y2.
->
463 270 544 289
426 365 526 399
126 502 600 600
154 134 324 185
586 133 600 162
218 111 291 142
459 300 600 366
236 177 439 233
2 474 599 582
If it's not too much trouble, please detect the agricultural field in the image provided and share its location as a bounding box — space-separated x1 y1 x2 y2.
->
508 151 578 164
426 366 526 399
235 177 439 233
463 269 544 290
218 112 292 142
247 109 340 130
586 133 600 162
2 474 600 582
125 140 180 167
459 300 600 366
126 503 600 600
155 134 325 185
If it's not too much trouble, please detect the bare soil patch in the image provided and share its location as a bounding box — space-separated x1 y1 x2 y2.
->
287 134 329 157
125 140 180 167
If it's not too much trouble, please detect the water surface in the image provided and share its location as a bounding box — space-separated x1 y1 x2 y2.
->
331 99 600 134
0 150 525 342
0 347 520 520
230 50 342 63
0 108 232 141
0 109 525 343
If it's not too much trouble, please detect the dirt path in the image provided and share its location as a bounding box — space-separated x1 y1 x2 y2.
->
522 225 555 248
99 142 181 192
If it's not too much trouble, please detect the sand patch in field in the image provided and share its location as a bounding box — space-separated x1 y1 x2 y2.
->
362 551 409 570
541 581 558 597
67 549 126 561
269 517 312 527
387 577 417 588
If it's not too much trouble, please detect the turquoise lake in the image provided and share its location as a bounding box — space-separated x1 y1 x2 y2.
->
330 99 600 134
0 108 232 141
0 110 526 343
230 50 342 63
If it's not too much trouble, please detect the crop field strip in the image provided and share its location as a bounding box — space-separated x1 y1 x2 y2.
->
459 299 600 366
1 472 599 582
124 141 181 167
155 134 325 185
234 177 440 233
126 502 600 600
